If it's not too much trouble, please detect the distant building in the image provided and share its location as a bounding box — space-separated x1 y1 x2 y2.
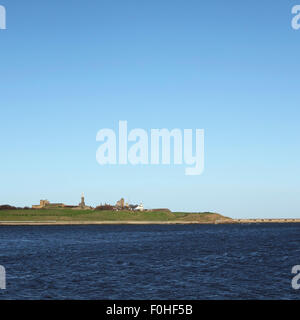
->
79 193 86 209
32 193 91 210
32 200 65 209
116 198 125 209
114 198 145 211
74 193 92 210
136 203 144 211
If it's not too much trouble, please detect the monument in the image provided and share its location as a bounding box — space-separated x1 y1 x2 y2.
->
79 193 86 209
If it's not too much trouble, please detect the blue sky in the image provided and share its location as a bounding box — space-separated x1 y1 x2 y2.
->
0 0 299 218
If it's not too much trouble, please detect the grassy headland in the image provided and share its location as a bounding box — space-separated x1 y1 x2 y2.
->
0 208 233 225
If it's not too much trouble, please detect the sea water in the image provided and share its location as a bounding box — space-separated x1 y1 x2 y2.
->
0 224 299 299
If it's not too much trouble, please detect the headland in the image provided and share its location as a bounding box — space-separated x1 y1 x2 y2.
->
1 195 298 226
0 208 233 225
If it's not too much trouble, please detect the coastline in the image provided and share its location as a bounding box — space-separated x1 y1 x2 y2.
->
0 219 300 226
1 209 299 226
0 220 230 226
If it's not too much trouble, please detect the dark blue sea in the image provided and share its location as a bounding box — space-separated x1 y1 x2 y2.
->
0 224 300 300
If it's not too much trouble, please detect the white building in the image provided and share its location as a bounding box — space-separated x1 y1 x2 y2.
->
136 203 144 211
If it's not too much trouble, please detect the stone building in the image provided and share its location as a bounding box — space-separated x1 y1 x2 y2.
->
74 193 92 210
79 193 86 209
32 194 92 210
116 198 125 209
32 200 65 209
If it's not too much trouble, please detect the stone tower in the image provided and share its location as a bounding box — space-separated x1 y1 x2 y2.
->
79 193 86 208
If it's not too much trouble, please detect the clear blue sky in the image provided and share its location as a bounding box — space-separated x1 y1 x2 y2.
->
0 0 299 218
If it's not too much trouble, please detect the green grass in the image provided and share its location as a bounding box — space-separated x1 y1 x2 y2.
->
0 208 231 223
